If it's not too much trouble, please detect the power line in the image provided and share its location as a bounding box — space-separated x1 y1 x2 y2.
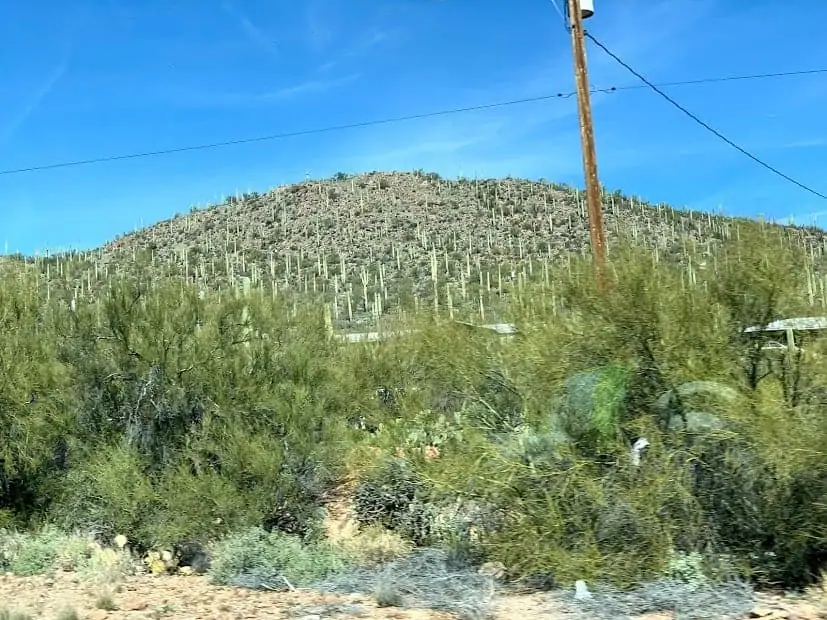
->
595 68 827 94
547 0 569 31
1 67 826 177
0 95 562 176
585 32 827 201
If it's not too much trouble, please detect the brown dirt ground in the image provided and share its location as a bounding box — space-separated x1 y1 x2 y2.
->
2 571 827 620
4 492 826 619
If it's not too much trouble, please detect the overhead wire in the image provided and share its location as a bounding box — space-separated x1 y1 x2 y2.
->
0 66 825 177
543 0 826 200
547 0 569 31
584 32 827 201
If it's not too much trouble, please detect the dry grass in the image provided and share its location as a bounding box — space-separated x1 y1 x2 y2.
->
54 607 80 620
323 492 414 566
0 609 33 620
94 592 118 611
335 524 415 566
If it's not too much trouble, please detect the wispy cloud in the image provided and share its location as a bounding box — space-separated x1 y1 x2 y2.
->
318 28 397 73
644 133 827 162
273 74 361 99
162 73 361 108
351 136 486 164
338 116 492 162
337 0 715 180
780 137 827 150
334 113 573 180
303 0 336 54
0 50 71 147
221 2 280 59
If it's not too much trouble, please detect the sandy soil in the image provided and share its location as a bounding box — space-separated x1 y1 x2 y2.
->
1 571 456 620
1 571 827 620
3 492 826 620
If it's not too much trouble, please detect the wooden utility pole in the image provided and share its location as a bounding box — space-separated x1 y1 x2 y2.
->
566 0 607 278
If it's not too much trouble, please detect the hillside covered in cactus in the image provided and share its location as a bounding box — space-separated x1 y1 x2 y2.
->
4 170 827 609
19 170 827 327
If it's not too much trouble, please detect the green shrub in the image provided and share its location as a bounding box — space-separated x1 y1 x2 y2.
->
56 607 80 620
0 609 34 620
150 465 262 546
95 594 117 611
77 547 136 584
209 527 348 589
0 527 93 575
0 222 826 593
52 443 157 549
54 432 330 552
476 436 693 586
691 432 827 586
351 459 442 546
352 459 420 531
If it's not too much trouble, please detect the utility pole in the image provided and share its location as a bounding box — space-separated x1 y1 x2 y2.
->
566 0 607 280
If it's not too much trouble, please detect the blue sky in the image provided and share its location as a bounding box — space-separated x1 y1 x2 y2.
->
1 0 826 255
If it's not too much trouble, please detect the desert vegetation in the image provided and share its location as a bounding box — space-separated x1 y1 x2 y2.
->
2 172 827 618
23 171 826 327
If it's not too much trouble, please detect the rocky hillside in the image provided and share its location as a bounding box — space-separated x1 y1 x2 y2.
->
102 171 732 264
26 171 827 325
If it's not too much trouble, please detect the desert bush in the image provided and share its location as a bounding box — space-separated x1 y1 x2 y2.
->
44 280 347 551
208 527 348 589
52 443 158 548
55 607 80 620
404 242 827 587
0 272 74 524
53 430 329 551
334 523 414 565
0 609 33 620
314 548 495 620
352 458 427 538
689 417 827 586
55 279 216 466
94 593 118 611
417 423 700 586
77 546 136 584
352 453 502 564
0 220 825 591
0 526 95 575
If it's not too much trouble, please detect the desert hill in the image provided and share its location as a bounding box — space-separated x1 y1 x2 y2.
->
22 171 827 325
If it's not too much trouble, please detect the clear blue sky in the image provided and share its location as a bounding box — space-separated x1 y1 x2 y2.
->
1 0 826 255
